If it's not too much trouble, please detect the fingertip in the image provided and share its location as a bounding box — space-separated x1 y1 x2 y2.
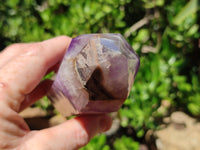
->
75 114 112 137
70 114 112 148
57 35 72 41
42 35 72 50
54 35 72 48
99 114 112 132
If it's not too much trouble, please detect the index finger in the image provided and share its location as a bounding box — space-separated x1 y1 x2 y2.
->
0 36 72 111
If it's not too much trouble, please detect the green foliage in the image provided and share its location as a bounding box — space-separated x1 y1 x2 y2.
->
0 0 130 48
173 0 199 25
113 136 140 150
1 0 200 148
34 96 51 110
80 134 140 150
80 134 111 150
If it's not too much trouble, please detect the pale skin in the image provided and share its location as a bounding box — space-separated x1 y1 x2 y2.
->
0 36 112 150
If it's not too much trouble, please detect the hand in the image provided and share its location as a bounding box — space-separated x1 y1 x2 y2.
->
0 36 112 150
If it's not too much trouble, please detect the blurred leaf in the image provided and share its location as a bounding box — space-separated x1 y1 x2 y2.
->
113 136 139 150
186 24 199 37
156 0 165 6
6 0 20 7
188 103 200 116
80 134 110 150
173 0 199 25
137 129 145 138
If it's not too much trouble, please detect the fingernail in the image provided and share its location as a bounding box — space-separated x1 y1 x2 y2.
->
99 114 112 132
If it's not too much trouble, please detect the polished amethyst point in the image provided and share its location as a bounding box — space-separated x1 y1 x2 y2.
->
48 33 140 116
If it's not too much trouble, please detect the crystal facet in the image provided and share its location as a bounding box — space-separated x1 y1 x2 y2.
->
47 33 140 116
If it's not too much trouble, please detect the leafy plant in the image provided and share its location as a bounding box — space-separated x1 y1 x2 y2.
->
80 134 110 150
0 0 200 148
113 136 139 150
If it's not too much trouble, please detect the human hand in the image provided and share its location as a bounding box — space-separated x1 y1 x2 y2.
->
0 36 112 150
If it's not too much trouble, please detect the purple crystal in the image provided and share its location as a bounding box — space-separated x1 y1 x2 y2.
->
48 33 140 116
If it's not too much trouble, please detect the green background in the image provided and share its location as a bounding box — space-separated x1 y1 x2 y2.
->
0 0 200 149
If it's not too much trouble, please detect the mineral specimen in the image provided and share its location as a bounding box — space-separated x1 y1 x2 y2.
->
47 33 140 116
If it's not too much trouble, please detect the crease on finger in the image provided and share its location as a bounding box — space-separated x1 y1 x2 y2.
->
19 79 53 112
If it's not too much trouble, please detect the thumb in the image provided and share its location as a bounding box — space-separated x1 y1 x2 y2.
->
23 114 112 150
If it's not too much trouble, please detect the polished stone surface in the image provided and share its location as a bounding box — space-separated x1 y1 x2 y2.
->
48 33 140 116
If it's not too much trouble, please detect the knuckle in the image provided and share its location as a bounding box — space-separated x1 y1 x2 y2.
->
0 81 9 96
24 43 48 67
25 43 44 55
0 141 10 149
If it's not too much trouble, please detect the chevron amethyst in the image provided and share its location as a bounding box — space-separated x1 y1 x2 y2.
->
47 33 140 116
